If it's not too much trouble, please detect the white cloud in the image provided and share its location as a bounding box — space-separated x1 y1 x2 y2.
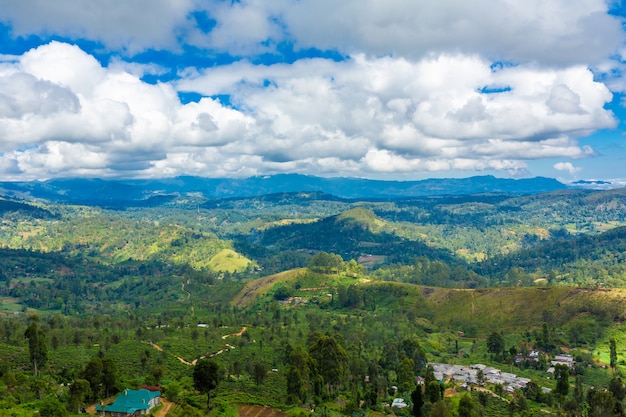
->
281 0 624 66
554 161 582 175
1 0 623 67
0 0 624 181
0 0 195 54
0 42 617 180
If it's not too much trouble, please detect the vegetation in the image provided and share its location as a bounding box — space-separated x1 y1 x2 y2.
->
0 187 625 415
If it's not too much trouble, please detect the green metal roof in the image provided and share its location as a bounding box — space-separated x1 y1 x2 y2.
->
95 388 160 413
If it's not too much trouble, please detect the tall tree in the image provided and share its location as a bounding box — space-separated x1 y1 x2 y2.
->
400 338 427 371
253 362 268 386
486 331 505 360
193 358 220 410
554 364 570 398
287 346 311 404
610 338 618 370
68 379 91 414
80 358 103 401
587 388 617 417
429 399 453 417
397 358 416 392
411 385 424 417
24 316 48 377
308 334 347 396
426 381 441 404
457 394 474 417
101 358 118 398
609 376 625 402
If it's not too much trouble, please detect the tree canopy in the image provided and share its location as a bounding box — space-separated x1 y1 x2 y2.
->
193 358 220 410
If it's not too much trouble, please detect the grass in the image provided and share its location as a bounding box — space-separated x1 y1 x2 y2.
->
422 286 626 337
230 269 306 308
0 297 23 314
208 249 253 273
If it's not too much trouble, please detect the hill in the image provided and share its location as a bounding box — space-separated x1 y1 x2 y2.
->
475 225 626 286
0 174 568 205
2 178 626 416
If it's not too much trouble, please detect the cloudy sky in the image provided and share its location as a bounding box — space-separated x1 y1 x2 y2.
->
0 0 625 183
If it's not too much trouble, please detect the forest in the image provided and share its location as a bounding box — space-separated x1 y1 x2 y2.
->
1 184 626 416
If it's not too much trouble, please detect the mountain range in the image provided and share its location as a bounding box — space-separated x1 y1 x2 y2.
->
0 174 569 205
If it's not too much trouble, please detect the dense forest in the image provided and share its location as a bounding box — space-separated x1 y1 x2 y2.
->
1 185 626 416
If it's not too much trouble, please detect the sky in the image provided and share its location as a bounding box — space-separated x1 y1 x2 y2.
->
0 1 625 184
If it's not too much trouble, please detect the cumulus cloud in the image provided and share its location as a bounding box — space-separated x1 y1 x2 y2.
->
281 0 624 65
1 0 623 66
554 161 582 175
0 0 623 180
0 0 195 54
0 41 617 180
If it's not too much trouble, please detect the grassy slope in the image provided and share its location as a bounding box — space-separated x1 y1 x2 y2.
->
231 268 307 308
208 249 253 272
424 286 626 333
233 270 626 338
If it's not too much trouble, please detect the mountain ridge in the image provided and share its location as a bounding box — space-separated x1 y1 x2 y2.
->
0 174 569 205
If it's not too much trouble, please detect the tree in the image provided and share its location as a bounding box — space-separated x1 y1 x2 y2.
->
609 376 625 402
380 340 400 370
400 338 427 371
554 364 570 398
193 358 220 410
39 395 68 417
24 317 48 377
426 381 441 404
587 388 616 417
68 379 90 414
81 358 103 401
486 331 505 360
287 347 311 403
457 394 474 417
397 358 416 392
308 334 347 396
476 369 485 386
541 322 554 351
610 338 618 370
411 385 424 417
429 399 453 417
573 375 585 407
308 252 343 274
253 362 268 386
101 358 118 398
508 389 527 415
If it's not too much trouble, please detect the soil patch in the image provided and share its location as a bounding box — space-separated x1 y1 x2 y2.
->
238 405 287 417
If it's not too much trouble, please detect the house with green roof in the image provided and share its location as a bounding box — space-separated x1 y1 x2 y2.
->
95 388 160 416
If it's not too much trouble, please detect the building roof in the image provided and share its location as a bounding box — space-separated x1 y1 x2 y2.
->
392 398 408 409
95 388 160 413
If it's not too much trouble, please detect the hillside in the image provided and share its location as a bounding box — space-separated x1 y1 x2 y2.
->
0 183 625 416
475 225 626 286
231 270 626 339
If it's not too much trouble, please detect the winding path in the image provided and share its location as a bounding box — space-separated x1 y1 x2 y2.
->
143 326 249 366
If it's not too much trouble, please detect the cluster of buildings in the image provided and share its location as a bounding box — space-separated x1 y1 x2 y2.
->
429 362 549 393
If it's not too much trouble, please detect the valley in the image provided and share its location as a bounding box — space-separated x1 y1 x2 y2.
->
0 177 625 416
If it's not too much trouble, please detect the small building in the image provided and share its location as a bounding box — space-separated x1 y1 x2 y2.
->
96 388 160 416
552 354 575 368
392 398 408 409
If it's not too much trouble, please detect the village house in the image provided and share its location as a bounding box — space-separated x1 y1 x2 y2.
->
95 388 161 417
551 354 574 368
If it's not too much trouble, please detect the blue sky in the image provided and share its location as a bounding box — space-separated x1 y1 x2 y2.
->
0 0 625 184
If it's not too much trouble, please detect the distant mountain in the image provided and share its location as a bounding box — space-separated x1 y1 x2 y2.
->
0 174 568 205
